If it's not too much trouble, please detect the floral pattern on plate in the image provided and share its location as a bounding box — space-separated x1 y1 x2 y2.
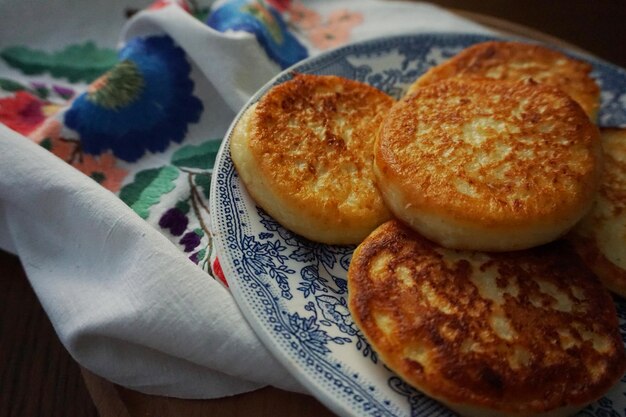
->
210 33 626 417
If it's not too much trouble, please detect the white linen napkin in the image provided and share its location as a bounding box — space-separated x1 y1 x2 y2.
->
0 0 490 398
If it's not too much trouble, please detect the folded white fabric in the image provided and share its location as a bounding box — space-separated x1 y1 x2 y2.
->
0 0 490 398
0 124 299 396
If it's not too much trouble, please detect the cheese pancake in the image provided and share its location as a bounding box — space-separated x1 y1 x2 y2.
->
348 220 626 417
375 79 602 251
407 41 599 119
571 128 626 297
230 74 394 245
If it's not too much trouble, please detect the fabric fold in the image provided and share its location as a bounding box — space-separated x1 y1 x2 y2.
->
0 124 304 397
124 6 282 112
0 0 491 399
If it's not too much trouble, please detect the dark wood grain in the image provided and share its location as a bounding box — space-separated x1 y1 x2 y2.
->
426 0 626 68
0 248 335 417
81 368 336 417
117 384 335 417
0 250 98 417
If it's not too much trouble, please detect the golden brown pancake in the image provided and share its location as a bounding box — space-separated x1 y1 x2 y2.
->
230 74 394 244
570 128 626 297
375 78 602 251
348 219 626 417
407 41 599 119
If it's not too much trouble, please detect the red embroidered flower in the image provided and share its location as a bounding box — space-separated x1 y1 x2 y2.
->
148 0 191 12
72 153 129 192
290 5 364 50
0 91 45 135
327 9 363 29
29 119 75 162
212 258 229 287
288 1 321 30
265 0 291 13
32 118 128 191
308 24 350 50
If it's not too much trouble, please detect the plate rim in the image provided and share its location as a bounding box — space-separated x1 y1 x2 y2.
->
209 31 626 417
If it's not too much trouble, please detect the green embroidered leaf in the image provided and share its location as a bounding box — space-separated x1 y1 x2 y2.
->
32 85 49 100
0 42 118 83
175 199 191 214
192 7 211 22
171 140 221 170
0 78 28 92
194 173 212 199
40 138 52 151
119 166 180 219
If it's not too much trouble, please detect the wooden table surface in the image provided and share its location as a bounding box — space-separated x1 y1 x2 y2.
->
2 2 625 417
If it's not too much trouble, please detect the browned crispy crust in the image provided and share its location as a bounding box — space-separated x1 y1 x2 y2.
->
408 41 599 119
375 78 602 251
231 74 394 244
570 128 626 297
348 220 626 415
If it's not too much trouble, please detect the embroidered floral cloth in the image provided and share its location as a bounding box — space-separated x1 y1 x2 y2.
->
0 0 489 398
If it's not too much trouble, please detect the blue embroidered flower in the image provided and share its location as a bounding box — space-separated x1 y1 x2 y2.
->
207 0 308 69
65 35 203 162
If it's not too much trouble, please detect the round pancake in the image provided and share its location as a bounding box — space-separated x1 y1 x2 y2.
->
230 74 394 245
570 128 626 297
348 219 626 417
407 41 599 119
375 78 602 251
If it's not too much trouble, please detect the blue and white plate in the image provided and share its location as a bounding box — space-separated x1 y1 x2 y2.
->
210 33 626 417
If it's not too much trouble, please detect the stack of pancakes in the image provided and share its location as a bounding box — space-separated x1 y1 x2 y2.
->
230 41 626 417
